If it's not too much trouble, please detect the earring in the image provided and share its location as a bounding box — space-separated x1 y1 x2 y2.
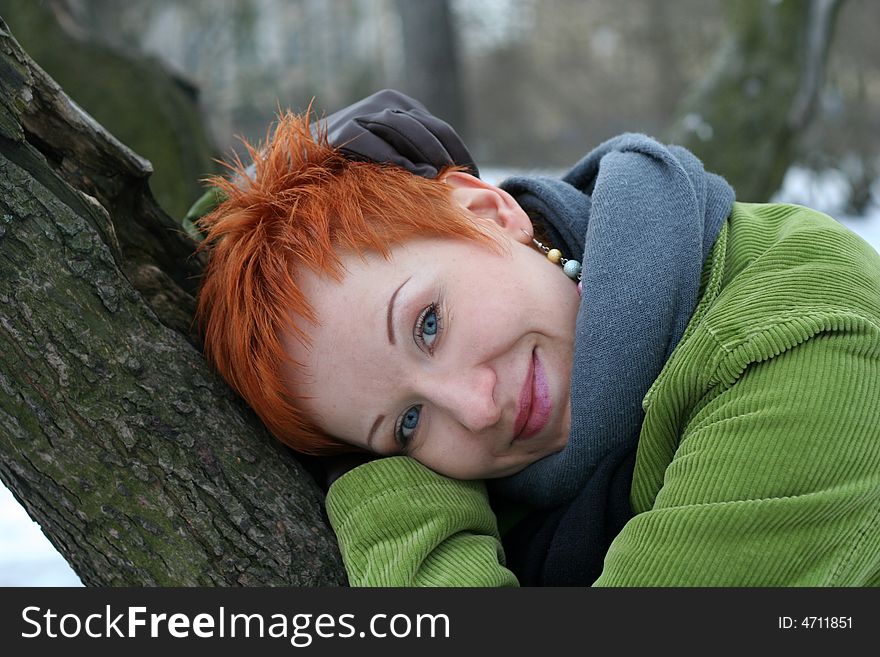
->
531 237 582 282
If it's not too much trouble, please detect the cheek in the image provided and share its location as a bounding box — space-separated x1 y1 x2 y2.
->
534 263 580 325
466 298 531 345
420 427 492 476
509 252 564 302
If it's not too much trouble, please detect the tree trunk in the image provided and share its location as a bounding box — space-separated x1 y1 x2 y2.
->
0 18 346 586
668 0 845 201
395 0 467 138
0 0 222 221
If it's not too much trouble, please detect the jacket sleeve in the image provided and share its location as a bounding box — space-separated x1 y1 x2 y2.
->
594 326 880 586
325 456 519 587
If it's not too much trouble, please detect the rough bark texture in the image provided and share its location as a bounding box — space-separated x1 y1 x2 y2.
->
0 19 346 586
668 0 845 201
0 0 221 220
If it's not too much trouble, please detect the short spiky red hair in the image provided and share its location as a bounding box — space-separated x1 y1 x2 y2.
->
194 108 500 454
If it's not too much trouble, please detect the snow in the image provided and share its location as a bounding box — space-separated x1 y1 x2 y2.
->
0 485 82 586
2 164 877 587
772 165 880 253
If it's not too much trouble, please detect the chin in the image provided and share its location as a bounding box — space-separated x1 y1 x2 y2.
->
490 455 544 479
484 465 527 479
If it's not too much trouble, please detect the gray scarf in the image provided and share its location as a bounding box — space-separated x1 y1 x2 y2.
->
491 133 735 508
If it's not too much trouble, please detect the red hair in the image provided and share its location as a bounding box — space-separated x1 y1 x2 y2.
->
193 108 501 454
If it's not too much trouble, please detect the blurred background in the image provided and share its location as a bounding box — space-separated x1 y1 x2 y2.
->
1 0 878 586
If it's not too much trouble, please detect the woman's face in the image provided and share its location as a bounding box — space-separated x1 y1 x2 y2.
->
281 173 580 479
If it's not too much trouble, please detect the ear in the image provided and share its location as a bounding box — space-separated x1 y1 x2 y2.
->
441 171 534 244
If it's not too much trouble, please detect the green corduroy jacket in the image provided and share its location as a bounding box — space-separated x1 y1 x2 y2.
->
325 202 880 586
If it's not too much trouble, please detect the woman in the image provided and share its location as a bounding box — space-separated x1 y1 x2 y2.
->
192 90 880 586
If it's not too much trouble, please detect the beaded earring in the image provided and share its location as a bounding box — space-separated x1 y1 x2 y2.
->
521 228 583 294
531 236 583 296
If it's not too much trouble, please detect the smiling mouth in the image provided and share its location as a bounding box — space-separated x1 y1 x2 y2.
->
513 349 551 441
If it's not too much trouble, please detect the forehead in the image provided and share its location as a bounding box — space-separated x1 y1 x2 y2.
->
283 249 389 365
278 246 403 423
295 235 473 316
278 237 478 427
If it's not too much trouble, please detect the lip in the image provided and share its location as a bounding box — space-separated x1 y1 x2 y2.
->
513 349 552 441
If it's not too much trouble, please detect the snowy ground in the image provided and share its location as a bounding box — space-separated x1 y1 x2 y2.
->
0 486 83 586
771 166 880 247
2 166 879 587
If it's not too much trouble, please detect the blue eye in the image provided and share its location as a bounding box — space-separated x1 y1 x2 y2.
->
423 311 437 335
414 303 441 353
396 405 421 447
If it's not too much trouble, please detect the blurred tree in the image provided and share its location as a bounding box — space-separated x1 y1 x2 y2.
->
396 0 467 136
0 0 219 218
668 0 846 201
459 0 724 168
0 19 345 586
795 0 880 215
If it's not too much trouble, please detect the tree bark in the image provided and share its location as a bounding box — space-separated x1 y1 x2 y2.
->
0 18 346 586
668 0 845 201
0 0 221 221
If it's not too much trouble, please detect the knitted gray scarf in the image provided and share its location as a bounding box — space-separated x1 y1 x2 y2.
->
490 133 734 508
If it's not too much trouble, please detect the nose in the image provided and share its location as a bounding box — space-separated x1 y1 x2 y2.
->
416 364 501 433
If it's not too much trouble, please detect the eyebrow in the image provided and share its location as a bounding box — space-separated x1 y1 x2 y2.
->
367 414 384 451
386 276 412 345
